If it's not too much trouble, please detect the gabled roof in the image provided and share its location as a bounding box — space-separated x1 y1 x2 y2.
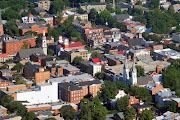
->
137 76 153 85
127 38 145 46
92 58 100 63
69 41 84 48
17 48 44 59
0 53 8 58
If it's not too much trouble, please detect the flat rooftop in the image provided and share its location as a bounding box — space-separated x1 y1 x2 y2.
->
105 60 170 75
154 48 180 59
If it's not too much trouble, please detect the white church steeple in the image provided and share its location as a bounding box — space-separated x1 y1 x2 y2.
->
42 30 47 55
123 57 129 84
130 58 137 85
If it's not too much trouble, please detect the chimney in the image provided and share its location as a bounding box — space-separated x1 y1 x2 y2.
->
68 86 70 91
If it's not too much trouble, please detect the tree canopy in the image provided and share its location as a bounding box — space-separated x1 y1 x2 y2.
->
163 59 180 96
135 65 145 77
140 109 155 120
49 0 65 14
80 97 107 120
60 105 76 120
116 96 129 111
99 80 118 102
129 86 152 102
73 56 84 65
91 52 100 59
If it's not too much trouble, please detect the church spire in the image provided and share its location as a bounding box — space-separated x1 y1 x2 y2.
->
130 57 137 85
132 58 136 73
123 56 129 69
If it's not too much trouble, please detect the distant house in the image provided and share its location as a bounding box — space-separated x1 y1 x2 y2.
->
113 14 132 22
131 101 151 114
145 82 164 95
155 89 178 106
16 48 45 64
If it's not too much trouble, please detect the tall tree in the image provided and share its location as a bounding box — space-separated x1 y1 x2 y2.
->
99 80 118 102
168 101 177 112
49 0 65 14
91 52 100 59
116 96 129 111
125 107 136 119
60 105 76 120
140 109 155 120
135 65 145 77
26 111 36 120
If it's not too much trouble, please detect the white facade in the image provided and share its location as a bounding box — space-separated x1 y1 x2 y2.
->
115 90 127 99
42 30 47 55
130 61 137 85
90 63 102 76
123 58 129 83
16 82 58 105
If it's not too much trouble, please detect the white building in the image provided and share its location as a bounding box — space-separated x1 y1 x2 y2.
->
22 13 36 23
16 82 58 105
42 30 47 55
115 89 127 99
153 48 180 61
89 63 102 76
172 32 180 43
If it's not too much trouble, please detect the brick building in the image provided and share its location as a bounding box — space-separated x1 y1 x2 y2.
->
59 80 102 104
131 102 151 114
24 64 50 84
0 79 10 89
0 12 4 36
30 53 47 65
128 96 139 107
17 21 48 35
60 49 88 63
72 20 92 35
7 84 27 92
145 82 164 95
16 48 45 64
26 104 52 112
2 35 36 56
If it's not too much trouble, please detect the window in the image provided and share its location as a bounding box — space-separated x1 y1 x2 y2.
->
140 109 142 111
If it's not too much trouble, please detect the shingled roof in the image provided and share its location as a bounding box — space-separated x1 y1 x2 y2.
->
16 48 44 60
137 76 153 86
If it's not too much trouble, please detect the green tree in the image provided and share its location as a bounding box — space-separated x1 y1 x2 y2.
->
135 65 145 77
95 72 105 80
45 118 56 120
73 56 83 65
11 63 24 72
60 105 76 120
14 101 26 116
99 80 118 102
47 48 54 56
129 86 152 102
168 101 177 112
116 81 129 93
25 62 32 66
26 111 36 120
21 41 29 50
80 97 107 120
125 107 136 119
150 0 160 9
0 95 14 108
88 9 98 22
49 0 64 14
91 52 100 59
78 8 86 14
140 109 155 120
116 96 129 111
4 19 19 37
163 59 180 92
63 57 69 62
86 68 90 74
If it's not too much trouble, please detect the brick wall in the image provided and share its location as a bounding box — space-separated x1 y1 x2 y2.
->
27 106 52 112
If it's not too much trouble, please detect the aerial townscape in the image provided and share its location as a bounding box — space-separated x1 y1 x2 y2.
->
0 0 179 120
